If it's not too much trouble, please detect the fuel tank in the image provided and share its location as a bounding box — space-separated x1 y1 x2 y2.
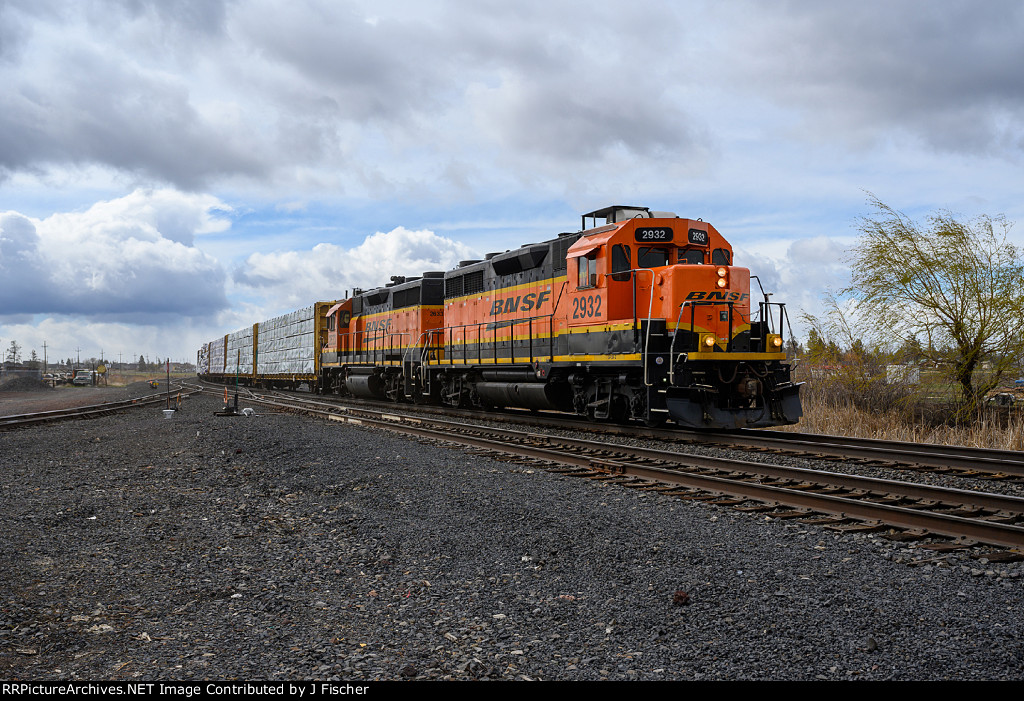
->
474 381 563 411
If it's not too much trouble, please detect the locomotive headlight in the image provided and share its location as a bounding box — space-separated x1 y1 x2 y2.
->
716 267 727 277
716 277 727 288
767 334 783 349
701 333 716 349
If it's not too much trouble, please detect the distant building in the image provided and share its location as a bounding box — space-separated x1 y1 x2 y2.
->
886 365 921 385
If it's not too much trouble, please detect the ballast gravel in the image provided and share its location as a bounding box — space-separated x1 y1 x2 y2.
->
2 389 1023 681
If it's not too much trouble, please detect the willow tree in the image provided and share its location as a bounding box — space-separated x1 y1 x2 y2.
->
845 195 1024 417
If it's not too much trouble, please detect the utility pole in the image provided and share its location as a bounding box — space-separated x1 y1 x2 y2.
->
42 341 47 372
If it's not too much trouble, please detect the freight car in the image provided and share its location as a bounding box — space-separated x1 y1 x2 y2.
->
201 205 802 429
198 302 341 390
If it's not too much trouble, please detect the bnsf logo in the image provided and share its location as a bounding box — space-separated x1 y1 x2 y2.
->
365 319 393 333
489 290 552 316
686 291 750 302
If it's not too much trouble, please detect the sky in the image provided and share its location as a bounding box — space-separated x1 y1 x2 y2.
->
1 0 1023 366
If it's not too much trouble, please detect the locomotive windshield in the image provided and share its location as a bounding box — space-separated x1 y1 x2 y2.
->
611 244 631 281
637 247 670 268
679 249 704 265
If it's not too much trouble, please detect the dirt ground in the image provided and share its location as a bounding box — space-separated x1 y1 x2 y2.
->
0 383 166 418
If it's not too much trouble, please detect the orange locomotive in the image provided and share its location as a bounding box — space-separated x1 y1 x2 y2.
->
320 205 802 429
320 274 445 400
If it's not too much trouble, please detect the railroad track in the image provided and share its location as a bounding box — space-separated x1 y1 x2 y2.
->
0 384 195 430
671 427 1024 480
213 386 1024 554
199 381 1024 481
478 413 1024 480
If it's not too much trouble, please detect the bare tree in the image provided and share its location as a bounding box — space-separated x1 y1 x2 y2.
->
844 195 1024 416
5 340 21 364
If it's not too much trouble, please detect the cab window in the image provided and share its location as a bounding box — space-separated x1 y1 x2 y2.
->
679 249 704 265
577 254 597 288
712 248 731 266
611 244 631 281
638 247 670 268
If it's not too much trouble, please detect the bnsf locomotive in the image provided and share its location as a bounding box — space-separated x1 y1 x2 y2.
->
199 206 802 429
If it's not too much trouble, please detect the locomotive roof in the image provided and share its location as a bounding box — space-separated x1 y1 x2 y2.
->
581 205 649 219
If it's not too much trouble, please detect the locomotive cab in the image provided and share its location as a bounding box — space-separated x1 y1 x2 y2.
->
568 206 802 428
321 299 354 361
567 206 742 338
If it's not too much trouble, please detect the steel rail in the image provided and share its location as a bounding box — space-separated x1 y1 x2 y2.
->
255 394 1024 512
519 432 1024 515
585 458 1024 549
673 427 1024 476
207 381 1024 477
748 427 1024 462
245 392 1024 549
0 385 195 429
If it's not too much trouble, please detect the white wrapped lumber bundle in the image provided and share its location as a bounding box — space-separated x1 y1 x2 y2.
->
257 306 317 376
207 335 227 375
197 343 210 375
225 325 255 375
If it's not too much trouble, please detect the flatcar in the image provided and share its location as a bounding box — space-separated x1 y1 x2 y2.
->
307 205 802 429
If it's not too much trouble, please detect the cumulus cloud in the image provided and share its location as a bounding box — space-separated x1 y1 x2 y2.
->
724 0 1024 153
0 189 229 318
0 212 61 312
0 1 262 188
0 0 717 193
732 232 855 341
469 75 698 165
1 0 1022 206
233 226 477 308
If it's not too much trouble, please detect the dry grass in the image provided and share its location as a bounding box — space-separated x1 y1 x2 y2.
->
775 396 1024 451
105 370 194 387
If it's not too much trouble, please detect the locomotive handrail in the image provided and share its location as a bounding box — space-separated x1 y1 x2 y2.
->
403 330 443 367
622 268 657 386
665 299 791 384
673 299 737 350
337 328 414 365
669 300 736 384
757 300 789 337
439 313 557 366
423 328 446 364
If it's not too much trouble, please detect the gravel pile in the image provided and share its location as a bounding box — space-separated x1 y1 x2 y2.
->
2 391 1023 681
0 376 54 393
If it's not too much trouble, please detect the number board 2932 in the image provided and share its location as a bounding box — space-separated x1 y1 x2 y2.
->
687 228 709 246
635 227 673 242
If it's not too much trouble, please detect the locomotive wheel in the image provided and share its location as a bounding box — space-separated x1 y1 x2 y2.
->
608 395 631 424
643 414 666 428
